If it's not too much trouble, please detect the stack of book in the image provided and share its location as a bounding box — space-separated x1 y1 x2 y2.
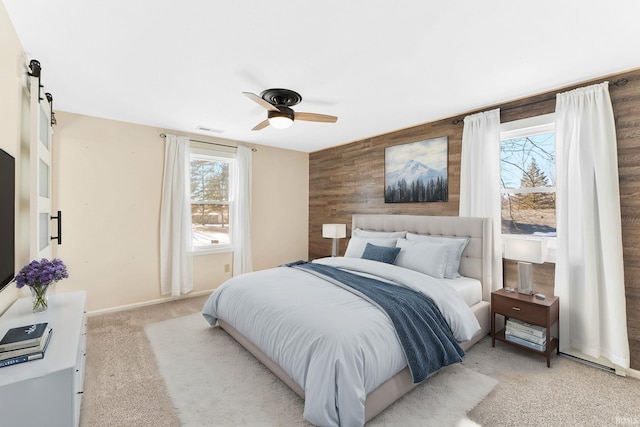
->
505 318 546 351
0 322 53 368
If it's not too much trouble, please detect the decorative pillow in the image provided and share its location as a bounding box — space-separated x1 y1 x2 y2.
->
405 233 470 278
394 238 449 279
353 228 407 239
361 243 401 264
344 236 398 258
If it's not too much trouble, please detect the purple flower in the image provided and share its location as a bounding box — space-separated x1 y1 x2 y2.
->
14 258 69 288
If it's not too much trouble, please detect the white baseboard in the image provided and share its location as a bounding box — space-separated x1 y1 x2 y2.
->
87 289 214 316
626 367 640 380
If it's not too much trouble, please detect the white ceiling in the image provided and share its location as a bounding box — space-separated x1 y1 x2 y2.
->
4 1 640 153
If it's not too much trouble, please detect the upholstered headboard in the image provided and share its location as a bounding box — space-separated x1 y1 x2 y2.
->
352 214 493 302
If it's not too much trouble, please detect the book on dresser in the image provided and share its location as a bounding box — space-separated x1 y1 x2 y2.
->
0 328 53 368
0 322 50 352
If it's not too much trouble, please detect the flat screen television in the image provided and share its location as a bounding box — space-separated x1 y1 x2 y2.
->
0 148 15 292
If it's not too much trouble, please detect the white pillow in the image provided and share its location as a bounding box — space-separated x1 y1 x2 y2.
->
395 238 449 279
344 236 399 258
405 233 470 279
353 228 407 239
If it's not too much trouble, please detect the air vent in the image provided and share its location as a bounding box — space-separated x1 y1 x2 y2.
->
196 126 223 133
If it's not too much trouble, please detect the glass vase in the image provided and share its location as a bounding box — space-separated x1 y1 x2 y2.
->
30 284 50 313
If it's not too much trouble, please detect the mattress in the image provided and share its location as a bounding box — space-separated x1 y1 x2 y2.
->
444 276 483 307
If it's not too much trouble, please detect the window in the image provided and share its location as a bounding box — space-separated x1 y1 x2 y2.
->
500 114 556 237
190 149 234 252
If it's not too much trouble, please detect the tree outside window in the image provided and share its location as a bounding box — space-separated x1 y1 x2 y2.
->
190 156 231 248
500 131 556 235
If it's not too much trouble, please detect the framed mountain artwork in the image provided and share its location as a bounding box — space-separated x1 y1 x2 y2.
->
384 136 448 203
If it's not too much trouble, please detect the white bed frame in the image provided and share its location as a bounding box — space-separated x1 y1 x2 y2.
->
219 214 493 423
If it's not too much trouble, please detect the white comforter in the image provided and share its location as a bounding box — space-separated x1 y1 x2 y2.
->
202 257 480 427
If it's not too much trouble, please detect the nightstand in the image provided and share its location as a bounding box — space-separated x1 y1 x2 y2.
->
491 288 559 367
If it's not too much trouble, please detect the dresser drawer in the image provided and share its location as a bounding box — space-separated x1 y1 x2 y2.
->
492 294 547 325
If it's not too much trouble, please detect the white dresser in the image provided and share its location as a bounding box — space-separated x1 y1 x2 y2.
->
0 291 87 427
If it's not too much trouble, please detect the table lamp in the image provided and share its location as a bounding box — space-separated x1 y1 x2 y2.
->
322 224 346 257
503 238 548 295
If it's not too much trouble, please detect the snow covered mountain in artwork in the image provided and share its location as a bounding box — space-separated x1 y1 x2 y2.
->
385 159 447 203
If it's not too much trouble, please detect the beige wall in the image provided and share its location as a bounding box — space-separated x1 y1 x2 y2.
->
51 112 308 312
0 3 26 313
0 0 308 313
251 144 309 271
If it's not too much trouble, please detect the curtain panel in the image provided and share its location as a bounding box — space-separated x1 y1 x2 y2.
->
231 145 253 275
459 108 502 291
555 82 630 369
159 135 193 296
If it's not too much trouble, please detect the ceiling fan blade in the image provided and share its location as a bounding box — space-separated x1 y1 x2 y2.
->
243 92 280 112
294 112 338 123
252 119 270 131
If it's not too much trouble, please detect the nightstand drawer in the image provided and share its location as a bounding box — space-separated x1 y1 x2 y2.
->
492 294 546 325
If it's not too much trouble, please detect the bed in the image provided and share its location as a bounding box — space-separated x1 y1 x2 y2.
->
202 214 493 426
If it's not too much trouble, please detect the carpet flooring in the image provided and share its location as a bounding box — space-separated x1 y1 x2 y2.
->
144 313 497 426
80 295 640 426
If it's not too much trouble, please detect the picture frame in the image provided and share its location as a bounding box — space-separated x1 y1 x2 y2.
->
384 136 448 203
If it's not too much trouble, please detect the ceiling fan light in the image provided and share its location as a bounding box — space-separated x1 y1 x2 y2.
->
268 116 294 129
266 108 295 129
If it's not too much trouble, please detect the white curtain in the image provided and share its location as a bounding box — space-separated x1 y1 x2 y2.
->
555 82 629 369
460 108 502 290
231 146 253 275
159 135 193 296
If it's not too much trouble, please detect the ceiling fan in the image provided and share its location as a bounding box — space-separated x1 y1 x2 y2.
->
243 88 338 130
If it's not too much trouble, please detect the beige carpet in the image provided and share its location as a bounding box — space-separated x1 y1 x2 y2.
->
80 295 640 427
144 313 498 426
464 338 640 426
79 297 208 427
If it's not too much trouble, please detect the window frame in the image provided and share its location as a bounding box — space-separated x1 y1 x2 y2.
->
500 113 557 262
189 147 235 255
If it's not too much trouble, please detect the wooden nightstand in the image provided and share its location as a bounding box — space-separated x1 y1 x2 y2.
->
491 288 559 367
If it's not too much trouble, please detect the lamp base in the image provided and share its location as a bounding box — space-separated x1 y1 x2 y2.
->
517 262 533 295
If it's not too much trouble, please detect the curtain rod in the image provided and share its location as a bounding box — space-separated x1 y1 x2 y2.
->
159 133 257 152
451 78 629 125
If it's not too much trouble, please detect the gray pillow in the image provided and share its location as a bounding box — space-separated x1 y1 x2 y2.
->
361 243 401 264
395 238 449 279
405 233 470 278
344 236 398 258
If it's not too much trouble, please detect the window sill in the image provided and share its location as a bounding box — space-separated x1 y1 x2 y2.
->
190 246 234 256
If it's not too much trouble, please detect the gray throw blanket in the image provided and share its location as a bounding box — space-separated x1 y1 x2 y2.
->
290 262 464 383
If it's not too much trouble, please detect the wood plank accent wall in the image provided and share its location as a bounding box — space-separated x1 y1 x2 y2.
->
309 68 640 370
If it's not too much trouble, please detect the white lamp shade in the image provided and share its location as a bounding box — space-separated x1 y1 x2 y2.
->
322 224 346 239
503 238 548 264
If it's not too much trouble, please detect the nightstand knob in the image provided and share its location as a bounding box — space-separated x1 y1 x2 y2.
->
512 306 521 311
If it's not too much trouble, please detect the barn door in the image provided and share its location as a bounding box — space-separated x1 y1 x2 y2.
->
28 60 57 260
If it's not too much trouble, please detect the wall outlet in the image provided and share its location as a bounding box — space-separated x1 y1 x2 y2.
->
224 264 230 273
